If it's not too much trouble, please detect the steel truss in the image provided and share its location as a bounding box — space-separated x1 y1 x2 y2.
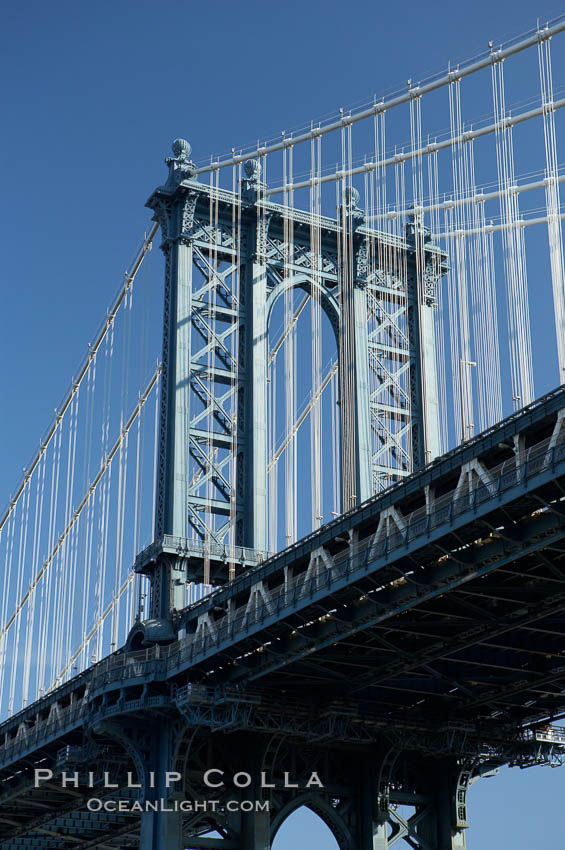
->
137 142 446 614
2 388 565 848
4 146 565 849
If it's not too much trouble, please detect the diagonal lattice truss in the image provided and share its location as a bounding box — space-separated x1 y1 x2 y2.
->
149 171 446 556
4 13 565 725
186 237 240 545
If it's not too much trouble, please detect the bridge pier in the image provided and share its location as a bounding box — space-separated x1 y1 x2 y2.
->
435 767 468 850
392 761 469 850
139 724 183 850
355 765 389 850
240 807 270 850
140 806 183 850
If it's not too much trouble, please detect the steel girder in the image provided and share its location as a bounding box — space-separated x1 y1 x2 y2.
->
3 391 565 846
3 387 565 767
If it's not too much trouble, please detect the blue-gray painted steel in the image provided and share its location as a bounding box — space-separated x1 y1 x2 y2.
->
142 141 447 619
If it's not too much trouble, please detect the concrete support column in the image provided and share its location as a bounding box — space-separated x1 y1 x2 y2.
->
140 725 183 850
413 764 468 850
224 746 271 850
422 799 465 850
437 767 467 850
372 821 389 850
350 765 389 850
241 807 271 850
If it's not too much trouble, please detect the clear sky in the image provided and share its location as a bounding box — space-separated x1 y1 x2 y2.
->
2 0 565 846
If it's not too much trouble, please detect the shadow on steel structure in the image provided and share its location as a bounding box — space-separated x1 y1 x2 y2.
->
2 143 565 850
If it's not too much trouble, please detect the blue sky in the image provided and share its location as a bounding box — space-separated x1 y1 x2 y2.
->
2 0 565 846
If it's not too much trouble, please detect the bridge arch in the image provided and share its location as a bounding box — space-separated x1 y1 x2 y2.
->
89 720 149 798
172 724 199 795
271 793 354 850
266 273 340 341
265 273 341 548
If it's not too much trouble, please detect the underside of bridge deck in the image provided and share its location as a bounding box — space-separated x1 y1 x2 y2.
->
2 389 565 848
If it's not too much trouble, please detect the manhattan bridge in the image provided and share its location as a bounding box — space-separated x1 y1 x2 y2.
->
3 17 565 850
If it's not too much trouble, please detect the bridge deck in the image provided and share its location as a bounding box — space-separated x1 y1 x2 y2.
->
2 386 565 847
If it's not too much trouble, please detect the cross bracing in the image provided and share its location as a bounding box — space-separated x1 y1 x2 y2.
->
144 161 445 586
5 16 565 712
4 16 565 848
2 388 565 848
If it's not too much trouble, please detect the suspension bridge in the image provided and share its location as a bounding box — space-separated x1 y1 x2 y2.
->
2 15 565 849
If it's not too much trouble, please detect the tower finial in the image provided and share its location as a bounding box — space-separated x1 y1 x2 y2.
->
172 138 192 161
344 186 360 210
165 138 195 185
241 158 265 200
244 158 262 180
344 186 364 229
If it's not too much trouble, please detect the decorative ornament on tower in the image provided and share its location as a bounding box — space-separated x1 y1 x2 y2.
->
344 185 365 230
405 210 432 245
242 157 264 199
164 137 196 188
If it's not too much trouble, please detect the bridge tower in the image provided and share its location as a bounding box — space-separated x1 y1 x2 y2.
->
132 138 446 639
124 139 456 849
